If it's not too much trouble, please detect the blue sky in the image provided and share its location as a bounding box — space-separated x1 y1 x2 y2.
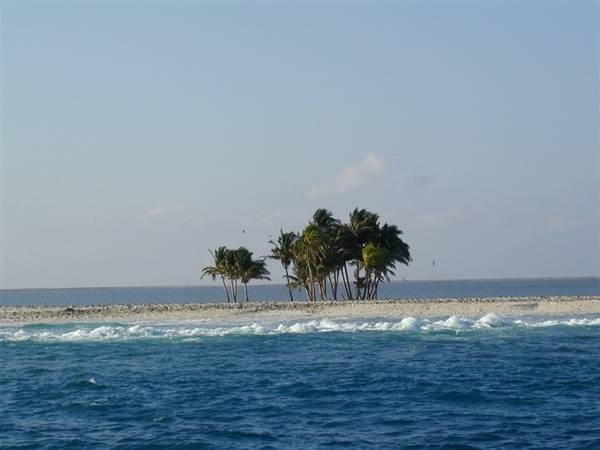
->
1 2 598 289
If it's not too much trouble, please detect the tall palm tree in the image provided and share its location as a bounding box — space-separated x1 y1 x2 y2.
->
223 247 240 302
311 209 341 299
331 222 356 300
293 224 326 301
347 208 380 299
269 230 298 302
201 246 231 303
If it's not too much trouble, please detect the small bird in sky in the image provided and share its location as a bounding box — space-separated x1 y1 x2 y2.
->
432 260 436 266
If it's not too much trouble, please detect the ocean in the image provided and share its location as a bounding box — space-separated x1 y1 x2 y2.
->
1 278 599 449
1 277 599 306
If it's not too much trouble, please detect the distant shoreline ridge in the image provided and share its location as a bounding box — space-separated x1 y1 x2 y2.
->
2 296 599 324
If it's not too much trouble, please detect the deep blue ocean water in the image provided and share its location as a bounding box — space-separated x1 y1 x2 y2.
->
2 278 599 449
1 315 600 449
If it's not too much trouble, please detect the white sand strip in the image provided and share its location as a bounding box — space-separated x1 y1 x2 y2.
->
0 296 599 324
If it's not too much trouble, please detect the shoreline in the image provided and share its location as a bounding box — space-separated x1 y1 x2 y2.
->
1 296 599 324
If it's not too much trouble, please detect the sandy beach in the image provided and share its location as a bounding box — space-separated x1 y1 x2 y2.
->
1 296 599 324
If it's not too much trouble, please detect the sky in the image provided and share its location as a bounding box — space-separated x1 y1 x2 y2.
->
1 1 598 289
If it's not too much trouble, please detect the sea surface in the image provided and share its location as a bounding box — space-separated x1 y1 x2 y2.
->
2 278 600 449
1 277 599 306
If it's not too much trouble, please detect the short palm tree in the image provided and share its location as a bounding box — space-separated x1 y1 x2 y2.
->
234 247 271 302
269 230 298 302
201 246 231 303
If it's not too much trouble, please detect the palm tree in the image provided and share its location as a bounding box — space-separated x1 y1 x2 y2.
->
269 230 298 302
330 222 356 300
203 208 411 303
370 223 411 299
360 223 411 299
362 243 390 300
233 247 271 302
311 208 340 230
224 247 240 302
293 224 326 301
201 246 231 303
311 209 341 300
347 208 380 299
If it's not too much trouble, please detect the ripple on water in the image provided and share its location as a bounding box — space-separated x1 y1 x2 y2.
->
1 316 599 449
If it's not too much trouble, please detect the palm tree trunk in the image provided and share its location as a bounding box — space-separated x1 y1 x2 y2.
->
354 259 360 300
221 276 231 303
284 266 294 302
229 278 236 303
244 282 249 302
328 274 336 301
303 285 311 301
342 263 353 300
307 259 315 302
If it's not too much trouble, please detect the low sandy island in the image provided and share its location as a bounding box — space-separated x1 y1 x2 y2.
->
1 296 599 324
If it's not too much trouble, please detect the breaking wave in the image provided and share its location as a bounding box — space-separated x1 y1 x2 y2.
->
1 313 600 342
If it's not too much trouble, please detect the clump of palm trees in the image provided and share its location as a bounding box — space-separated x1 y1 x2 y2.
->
202 208 411 303
201 247 270 303
269 208 411 301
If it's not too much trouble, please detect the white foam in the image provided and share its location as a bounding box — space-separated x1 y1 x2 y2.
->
1 314 599 342
474 313 506 329
421 315 473 331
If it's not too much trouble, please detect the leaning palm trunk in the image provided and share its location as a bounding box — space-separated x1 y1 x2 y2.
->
244 282 250 302
334 270 340 300
319 280 327 301
327 274 336 301
373 276 381 300
230 279 238 303
221 276 231 303
355 262 362 300
342 264 353 300
303 285 311 301
284 266 294 302
307 260 316 301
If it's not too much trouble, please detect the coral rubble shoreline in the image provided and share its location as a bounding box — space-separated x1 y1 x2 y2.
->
0 296 599 324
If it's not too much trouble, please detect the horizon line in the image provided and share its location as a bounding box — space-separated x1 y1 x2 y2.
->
1 275 598 292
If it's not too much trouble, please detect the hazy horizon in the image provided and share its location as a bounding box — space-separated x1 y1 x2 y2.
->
1 2 598 289
1 274 599 292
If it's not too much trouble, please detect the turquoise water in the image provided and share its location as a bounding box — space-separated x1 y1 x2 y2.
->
2 314 600 449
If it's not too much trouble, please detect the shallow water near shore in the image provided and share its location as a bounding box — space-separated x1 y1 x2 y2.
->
2 314 600 449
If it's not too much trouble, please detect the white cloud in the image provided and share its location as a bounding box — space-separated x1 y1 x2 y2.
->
144 203 185 218
144 206 166 218
308 152 386 198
